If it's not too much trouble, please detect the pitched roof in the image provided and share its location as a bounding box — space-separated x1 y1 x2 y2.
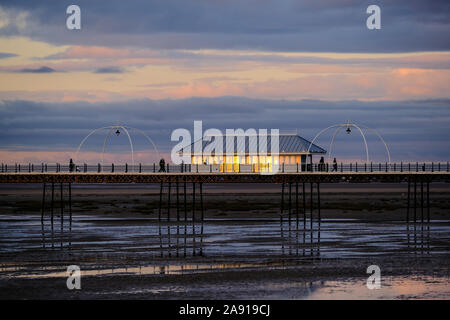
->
180 134 326 154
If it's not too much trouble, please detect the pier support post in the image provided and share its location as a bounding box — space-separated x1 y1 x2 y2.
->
310 182 313 229
51 182 54 225
192 182 196 222
414 179 417 223
280 182 285 224
407 177 410 223
167 182 171 221
41 183 46 223
184 177 187 222
288 183 292 224
176 179 180 221
158 182 163 221
421 181 424 223
426 182 430 223
200 182 204 222
295 182 299 228
60 183 64 230
69 183 72 228
317 182 321 222
302 182 306 228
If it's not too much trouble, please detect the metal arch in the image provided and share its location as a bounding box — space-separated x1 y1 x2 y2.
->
76 125 161 171
101 127 114 168
120 126 135 170
101 126 160 169
358 124 391 166
351 123 370 164
327 126 345 163
75 126 111 162
75 125 135 169
306 124 341 154
307 122 370 164
125 126 161 161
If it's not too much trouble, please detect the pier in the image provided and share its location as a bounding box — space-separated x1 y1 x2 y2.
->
1 162 449 227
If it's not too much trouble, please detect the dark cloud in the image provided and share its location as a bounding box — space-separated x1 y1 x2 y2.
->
0 97 449 161
18 66 56 73
93 66 124 74
0 52 17 59
0 0 449 52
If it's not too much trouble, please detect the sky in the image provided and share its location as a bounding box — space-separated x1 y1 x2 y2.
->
0 0 449 163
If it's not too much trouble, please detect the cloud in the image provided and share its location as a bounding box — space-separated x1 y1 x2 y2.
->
0 1 449 53
18 66 56 73
93 66 125 74
0 52 17 59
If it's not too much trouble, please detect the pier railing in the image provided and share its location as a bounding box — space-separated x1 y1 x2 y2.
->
1 162 449 173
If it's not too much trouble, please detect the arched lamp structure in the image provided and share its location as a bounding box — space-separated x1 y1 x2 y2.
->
306 121 391 167
75 125 160 171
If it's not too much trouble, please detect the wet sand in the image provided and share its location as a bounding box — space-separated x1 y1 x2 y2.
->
1 182 450 221
0 183 449 299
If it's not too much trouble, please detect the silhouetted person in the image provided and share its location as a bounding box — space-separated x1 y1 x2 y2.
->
333 158 338 172
159 158 166 172
69 158 75 172
319 156 325 172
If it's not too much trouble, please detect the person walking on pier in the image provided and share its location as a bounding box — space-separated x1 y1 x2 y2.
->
159 158 166 172
319 156 325 172
332 158 338 172
69 158 75 172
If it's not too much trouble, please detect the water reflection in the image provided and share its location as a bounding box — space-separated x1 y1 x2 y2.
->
157 221 204 258
280 217 321 257
406 222 430 255
23 215 449 259
40 213 72 251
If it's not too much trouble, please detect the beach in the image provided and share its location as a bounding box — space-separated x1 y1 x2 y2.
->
0 183 449 299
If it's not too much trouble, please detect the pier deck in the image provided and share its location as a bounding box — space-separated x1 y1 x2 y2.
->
1 171 449 184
